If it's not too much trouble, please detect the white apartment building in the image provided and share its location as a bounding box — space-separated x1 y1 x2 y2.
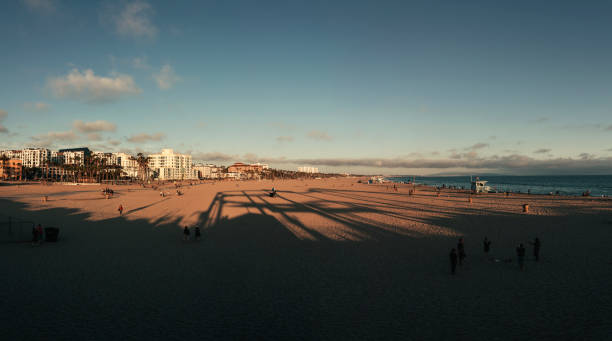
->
113 152 139 178
251 162 269 170
193 164 219 179
298 166 319 174
93 151 119 166
1 150 23 161
50 151 64 165
21 148 51 167
148 149 195 180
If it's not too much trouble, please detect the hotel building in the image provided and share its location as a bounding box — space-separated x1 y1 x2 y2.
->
149 149 195 180
298 166 319 174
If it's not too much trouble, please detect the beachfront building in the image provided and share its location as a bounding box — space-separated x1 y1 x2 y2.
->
58 147 91 165
298 166 319 174
50 151 64 165
148 149 195 180
93 151 119 166
228 162 265 174
0 150 23 161
193 164 216 179
21 148 51 167
113 152 139 178
0 159 23 180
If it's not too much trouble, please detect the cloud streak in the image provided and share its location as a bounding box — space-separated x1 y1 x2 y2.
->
113 1 157 39
126 132 165 143
533 148 551 154
48 69 141 103
0 109 8 134
307 130 332 141
22 0 55 14
276 136 294 143
153 64 180 90
24 102 50 111
73 120 117 133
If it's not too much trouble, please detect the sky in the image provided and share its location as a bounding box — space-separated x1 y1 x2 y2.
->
1 0 612 175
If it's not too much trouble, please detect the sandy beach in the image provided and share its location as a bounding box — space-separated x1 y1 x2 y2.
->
1 178 611 339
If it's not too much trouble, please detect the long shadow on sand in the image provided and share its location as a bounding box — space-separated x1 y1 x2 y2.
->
1 189 611 340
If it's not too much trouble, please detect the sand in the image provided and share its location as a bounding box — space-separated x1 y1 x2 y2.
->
1 178 612 340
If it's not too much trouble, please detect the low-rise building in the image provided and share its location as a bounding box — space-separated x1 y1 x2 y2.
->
58 147 91 165
0 159 22 180
298 166 319 173
228 162 264 174
113 152 139 178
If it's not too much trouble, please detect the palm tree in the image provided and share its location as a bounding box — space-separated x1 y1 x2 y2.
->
133 153 151 183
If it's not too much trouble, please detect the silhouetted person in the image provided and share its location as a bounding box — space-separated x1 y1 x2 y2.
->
457 238 466 265
530 237 541 261
118 204 124 216
31 227 38 246
183 226 190 241
195 226 201 241
450 248 458 275
483 237 491 254
36 224 43 243
516 243 526 270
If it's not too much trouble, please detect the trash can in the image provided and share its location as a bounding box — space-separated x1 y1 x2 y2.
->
45 227 60 242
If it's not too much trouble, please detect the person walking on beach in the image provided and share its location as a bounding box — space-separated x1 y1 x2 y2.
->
118 204 124 216
483 237 491 254
516 243 526 270
31 226 39 246
457 238 466 265
530 237 541 261
450 248 458 275
183 226 190 241
36 224 43 243
195 226 201 241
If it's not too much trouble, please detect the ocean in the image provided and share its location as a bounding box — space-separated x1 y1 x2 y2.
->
386 175 612 197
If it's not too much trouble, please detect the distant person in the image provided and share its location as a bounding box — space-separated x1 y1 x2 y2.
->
457 238 466 265
31 227 38 246
530 237 541 261
449 248 458 275
183 226 190 241
36 224 43 242
118 204 124 216
516 243 526 270
483 237 491 254
195 226 201 241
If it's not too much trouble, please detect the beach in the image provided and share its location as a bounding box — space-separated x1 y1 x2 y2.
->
1 178 611 339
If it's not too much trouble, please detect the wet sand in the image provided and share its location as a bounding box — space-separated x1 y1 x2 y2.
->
1 178 611 339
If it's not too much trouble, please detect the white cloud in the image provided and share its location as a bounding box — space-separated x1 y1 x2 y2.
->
132 56 150 69
48 69 141 103
31 130 77 146
22 0 55 13
466 143 489 150
0 110 8 134
73 120 117 133
126 132 165 143
114 1 157 39
87 133 103 141
153 64 180 90
276 136 294 143
307 130 332 141
24 102 50 111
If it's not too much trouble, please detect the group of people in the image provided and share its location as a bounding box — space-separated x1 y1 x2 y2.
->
449 236 541 274
31 224 44 245
182 226 201 241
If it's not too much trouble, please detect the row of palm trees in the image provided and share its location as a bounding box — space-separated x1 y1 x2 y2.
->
10 153 152 183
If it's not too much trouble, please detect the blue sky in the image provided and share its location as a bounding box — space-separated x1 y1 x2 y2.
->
1 0 612 174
